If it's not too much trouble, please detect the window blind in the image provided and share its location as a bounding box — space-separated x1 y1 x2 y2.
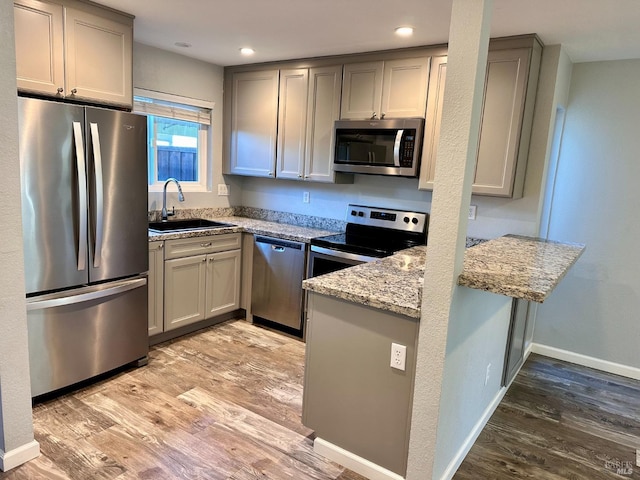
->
134 96 211 126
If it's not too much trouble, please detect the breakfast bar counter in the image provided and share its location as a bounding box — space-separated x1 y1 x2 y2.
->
302 234 585 318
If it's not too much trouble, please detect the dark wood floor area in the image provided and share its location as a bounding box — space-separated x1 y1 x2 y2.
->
2 319 367 480
455 353 640 479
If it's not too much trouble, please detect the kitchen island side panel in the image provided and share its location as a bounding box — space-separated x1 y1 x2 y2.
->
302 292 419 476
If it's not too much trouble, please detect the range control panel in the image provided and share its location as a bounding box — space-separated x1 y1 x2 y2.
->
347 204 428 233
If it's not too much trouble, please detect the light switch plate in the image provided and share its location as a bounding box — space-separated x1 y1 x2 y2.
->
468 205 477 220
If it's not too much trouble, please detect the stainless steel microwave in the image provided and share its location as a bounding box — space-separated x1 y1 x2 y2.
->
333 118 424 177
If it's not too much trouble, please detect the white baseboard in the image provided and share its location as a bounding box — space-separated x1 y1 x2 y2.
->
313 437 405 480
531 343 640 380
0 440 40 472
438 386 508 480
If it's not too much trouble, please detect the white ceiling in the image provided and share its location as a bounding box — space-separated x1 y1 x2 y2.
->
95 0 640 66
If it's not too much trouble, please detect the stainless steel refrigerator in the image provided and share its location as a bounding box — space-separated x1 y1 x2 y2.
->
18 97 149 397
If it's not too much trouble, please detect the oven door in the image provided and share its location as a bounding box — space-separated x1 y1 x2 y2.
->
307 245 380 278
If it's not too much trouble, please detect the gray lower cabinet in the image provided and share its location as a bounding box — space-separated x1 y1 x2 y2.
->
148 241 164 336
302 292 418 476
162 234 241 333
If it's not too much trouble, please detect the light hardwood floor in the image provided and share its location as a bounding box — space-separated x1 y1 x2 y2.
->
455 354 640 479
3 321 639 479
1 319 367 480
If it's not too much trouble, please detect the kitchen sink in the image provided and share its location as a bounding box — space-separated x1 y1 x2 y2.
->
148 218 234 233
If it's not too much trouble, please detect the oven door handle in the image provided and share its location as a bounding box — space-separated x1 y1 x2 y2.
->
310 245 381 263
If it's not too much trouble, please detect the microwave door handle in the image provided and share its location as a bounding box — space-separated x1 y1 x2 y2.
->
393 129 404 167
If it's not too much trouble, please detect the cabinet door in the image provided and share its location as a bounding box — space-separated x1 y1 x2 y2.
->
64 7 133 107
276 69 309 180
229 70 279 177
14 0 64 96
418 56 447 190
340 61 384 119
473 48 531 197
148 241 164 336
304 65 346 183
418 48 537 198
164 255 207 331
381 57 430 118
205 249 241 318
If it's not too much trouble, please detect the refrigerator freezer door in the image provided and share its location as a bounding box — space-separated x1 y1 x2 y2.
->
86 108 148 282
19 97 88 294
26 277 148 397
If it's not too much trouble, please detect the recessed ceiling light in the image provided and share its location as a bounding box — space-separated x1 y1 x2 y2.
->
395 26 414 37
240 47 255 56
174 41 192 48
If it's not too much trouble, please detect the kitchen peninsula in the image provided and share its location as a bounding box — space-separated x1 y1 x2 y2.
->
301 235 584 478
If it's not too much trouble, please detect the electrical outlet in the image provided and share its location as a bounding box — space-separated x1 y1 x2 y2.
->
217 184 229 196
468 205 477 220
303 191 310 203
390 343 406 371
484 363 491 386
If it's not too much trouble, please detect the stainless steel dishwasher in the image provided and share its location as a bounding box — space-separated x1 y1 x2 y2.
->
251 235 306 332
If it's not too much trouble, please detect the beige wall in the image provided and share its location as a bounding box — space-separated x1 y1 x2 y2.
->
0 0 38 467
535 59 640 372
133 42 243 210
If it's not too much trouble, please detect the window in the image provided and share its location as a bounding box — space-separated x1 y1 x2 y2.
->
133 89 213 192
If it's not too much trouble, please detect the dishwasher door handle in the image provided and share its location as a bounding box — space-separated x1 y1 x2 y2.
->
272 245 286 252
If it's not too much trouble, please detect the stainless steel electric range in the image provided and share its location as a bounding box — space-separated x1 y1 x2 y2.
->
308 204 429 278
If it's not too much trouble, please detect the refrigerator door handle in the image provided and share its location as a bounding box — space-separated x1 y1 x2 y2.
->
90 122 105 268
72 121 88 271
26 277 147 311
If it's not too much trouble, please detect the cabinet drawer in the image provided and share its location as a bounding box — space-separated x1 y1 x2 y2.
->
165 233 241 259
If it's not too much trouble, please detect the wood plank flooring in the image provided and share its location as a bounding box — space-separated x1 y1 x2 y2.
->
1 319 367 480
455 353 640 479
3 321 639 479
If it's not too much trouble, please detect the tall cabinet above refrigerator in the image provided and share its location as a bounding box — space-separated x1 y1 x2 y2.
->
18 97 149 397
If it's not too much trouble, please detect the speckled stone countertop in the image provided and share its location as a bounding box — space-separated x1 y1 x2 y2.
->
303 235 585 318
458 234 585 302
148 216 338 243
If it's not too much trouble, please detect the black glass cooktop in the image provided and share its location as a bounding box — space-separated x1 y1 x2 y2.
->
311 223 427 258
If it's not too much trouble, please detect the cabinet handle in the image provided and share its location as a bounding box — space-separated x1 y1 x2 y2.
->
370 112 377 119
202 258 207 263
158 244 164 249
208 258 214 262
268 172 274 176
304 175 309 179
381 112 386 119
298 174 302 178
57 87 64 94
200 242 212 247
71 88 78 95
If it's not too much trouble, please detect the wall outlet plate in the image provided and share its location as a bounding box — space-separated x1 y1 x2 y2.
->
468 205 477 220
303 191 310 203
218 184 229 196
391 343 406 371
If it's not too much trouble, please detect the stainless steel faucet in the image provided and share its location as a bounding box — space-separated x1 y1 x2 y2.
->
161 177 185 221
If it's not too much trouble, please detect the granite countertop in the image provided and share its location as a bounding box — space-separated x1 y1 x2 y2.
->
302 235 585 318
148 216 338 243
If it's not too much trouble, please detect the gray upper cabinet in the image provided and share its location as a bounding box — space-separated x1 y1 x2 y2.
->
304 66 344 182
228 70 280 177
14 0 133 108
341 57 430 119
226 65 352 183
276 68 309 180
419 37 542 198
